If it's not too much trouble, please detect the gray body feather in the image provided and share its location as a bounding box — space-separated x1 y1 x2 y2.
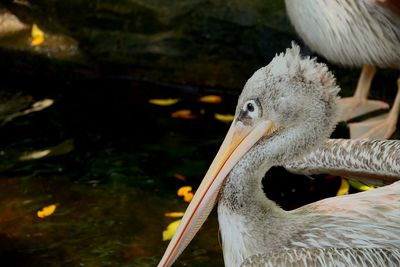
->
285 139 400 185
242 247 400 267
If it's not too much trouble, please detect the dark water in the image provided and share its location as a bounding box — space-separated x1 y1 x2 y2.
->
0 175 223 267
0 74 231 266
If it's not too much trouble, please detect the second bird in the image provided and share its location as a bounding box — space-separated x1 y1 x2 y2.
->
285 0 400 139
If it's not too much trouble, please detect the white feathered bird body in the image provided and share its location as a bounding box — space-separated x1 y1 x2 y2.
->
285 0 400 68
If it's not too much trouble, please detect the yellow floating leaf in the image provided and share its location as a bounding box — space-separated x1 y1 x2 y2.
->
164 212 185 218
215 113 234 123
37 204 57 218
149 99 179 106
32 24 44 38
171 110 197 119
177 186 192 197
348 180 375 191
199 95 222 104
31 23 45 46
336 178 349 196
162 219 181 241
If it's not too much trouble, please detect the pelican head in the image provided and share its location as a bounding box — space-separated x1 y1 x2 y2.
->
158 43 340 267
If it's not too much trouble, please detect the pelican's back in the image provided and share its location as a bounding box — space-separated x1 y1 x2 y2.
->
242 247 400 267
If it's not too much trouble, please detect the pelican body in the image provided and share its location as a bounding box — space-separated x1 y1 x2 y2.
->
285 0 400 139
285 0 400 68
158 45 400 267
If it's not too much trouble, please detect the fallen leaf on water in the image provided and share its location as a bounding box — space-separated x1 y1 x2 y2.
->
163 219 181 241
177 186 194 202
174 173 186 182
2 98 54 126
31 23 44 46
171 110 197 119
31 24 43 38
19 139 74 161
164 212 185 218
20 149 51 160
29 99 54 112
215 113 234 123
348 180 375 191
183 193 193 202
177 186 192 196
336 178 349 196
31 35 44 46
14 0 31 7
37 204 57 218
199 95 222 104
149 98 179 106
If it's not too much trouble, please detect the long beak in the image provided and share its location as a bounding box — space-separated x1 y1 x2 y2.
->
158 120 276 267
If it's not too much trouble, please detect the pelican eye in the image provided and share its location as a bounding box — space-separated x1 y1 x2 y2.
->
244 99 259 114
247 102 254 112
238 99 261 122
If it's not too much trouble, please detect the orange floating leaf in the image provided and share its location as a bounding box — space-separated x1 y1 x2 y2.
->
164 212 185 218
173 173 186 182
177 186 192 196
37 204 57 218
215 113 234 123
183 192 193 202
171 110 197 119
177 186 194 203
149 98 179 106
199 95 222 104
162 219 181 241
31 35 44 46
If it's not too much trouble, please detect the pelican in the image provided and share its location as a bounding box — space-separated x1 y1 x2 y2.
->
285 0 400 139
158 45 400 267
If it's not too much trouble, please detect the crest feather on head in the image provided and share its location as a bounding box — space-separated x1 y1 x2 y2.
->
269 42 340 97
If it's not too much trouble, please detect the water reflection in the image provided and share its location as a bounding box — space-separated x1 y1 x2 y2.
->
0 80 234 266
0 175 225 266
